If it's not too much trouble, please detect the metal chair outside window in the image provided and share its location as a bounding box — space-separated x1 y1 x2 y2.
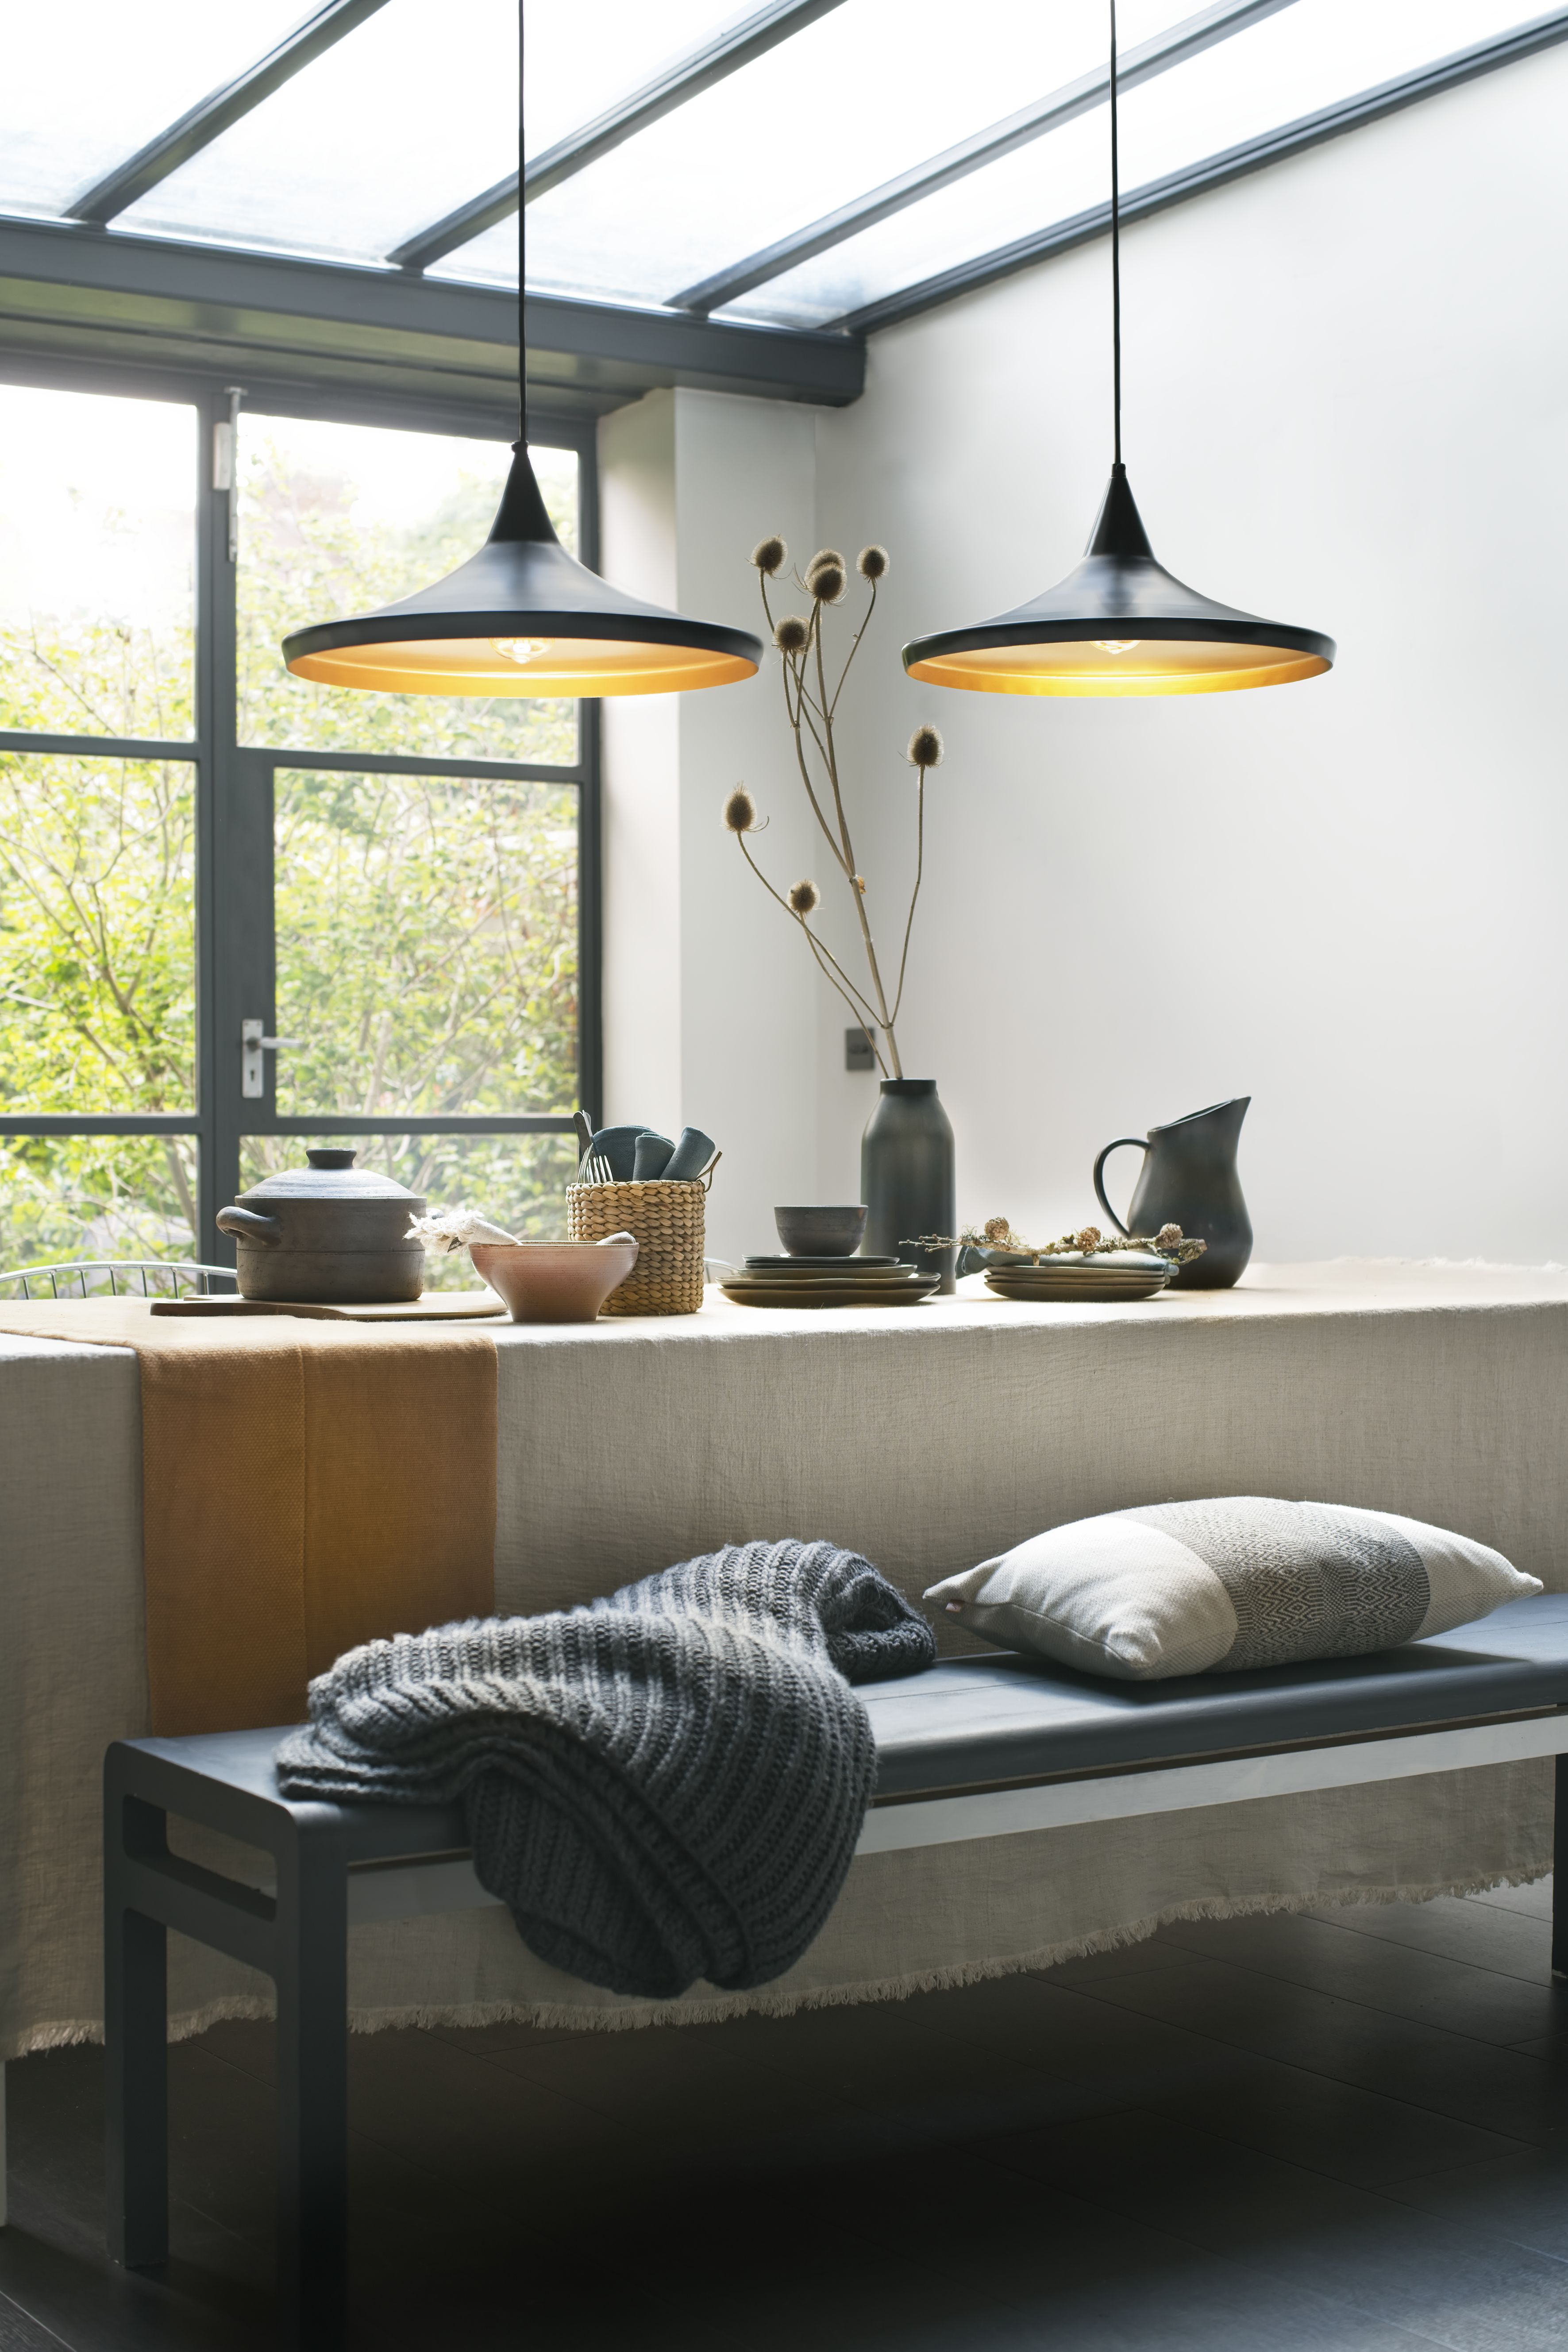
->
0 1261 237 1300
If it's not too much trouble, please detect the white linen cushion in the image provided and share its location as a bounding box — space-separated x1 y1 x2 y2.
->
924 1497 1541 1681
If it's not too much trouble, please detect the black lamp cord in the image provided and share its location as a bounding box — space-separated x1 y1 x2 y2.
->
1110 0 1122 467
526 0 533 442
517 0 526 443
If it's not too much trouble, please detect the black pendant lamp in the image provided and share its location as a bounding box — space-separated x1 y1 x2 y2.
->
903 1 1333 699
282 13 760 698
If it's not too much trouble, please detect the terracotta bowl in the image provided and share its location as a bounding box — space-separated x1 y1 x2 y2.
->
469 1239 639 1323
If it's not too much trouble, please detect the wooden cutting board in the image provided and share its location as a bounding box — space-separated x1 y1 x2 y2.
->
151 1293 507 1321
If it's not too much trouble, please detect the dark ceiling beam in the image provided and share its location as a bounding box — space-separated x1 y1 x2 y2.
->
387 0 848 274
0 215 863 411
524 290 861 406
64 0 391 226
671 0 1297 316
833 5 1568 337
386 176 519 275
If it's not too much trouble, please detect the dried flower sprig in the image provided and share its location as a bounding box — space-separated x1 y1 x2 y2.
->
918 1218 1209 1268
724 531 945 1079
724 785 762 834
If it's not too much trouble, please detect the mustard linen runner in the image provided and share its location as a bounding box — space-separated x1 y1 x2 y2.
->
0 1300 496 1734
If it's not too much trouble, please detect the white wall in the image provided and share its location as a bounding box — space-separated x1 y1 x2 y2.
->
606 44 1568 1267
599 389 822 1265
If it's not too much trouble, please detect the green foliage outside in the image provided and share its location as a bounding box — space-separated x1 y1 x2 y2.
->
0 422 582 1276
236 432 579 768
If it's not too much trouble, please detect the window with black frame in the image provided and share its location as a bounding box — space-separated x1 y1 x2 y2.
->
0 374 597 1281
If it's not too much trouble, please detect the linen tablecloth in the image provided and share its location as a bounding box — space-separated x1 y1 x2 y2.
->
0 1301 498 1732
2 1260 1563 2052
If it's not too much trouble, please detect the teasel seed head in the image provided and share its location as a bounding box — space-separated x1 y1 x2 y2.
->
806 548 845 578
906 724 944 770
1154 1222 1185 1248
723 785 759 834
983 1215 1013 1245
807 562 846 605
773 613 810 655
750 535 787 575
857 544 889 581
787 878 821 917
1073 1225 1104 1252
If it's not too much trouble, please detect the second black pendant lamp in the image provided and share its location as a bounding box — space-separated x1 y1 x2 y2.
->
903 0 1333 698
283 8 760 698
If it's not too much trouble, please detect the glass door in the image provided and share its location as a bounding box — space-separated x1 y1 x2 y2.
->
0 372 598 1280
219 410 595 1272
0 381 201 1273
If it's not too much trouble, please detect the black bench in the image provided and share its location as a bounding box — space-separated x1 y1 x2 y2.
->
105 1591 1568 2349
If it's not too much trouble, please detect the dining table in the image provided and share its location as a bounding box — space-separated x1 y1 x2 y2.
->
2 1257 1565 2060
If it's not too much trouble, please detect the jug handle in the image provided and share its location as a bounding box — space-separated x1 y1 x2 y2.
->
1092 1139 1147 1238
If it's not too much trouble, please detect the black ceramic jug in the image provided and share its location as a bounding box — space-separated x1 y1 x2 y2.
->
1092 1098 1252 1289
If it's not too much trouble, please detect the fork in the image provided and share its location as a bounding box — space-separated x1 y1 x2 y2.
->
578 1153 616 1186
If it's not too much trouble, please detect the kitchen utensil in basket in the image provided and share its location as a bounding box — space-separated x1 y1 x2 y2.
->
567 1168 715 1315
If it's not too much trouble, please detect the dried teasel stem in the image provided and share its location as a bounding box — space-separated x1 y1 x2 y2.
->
729 536 945 1083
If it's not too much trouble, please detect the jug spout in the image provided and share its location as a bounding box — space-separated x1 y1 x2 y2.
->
1152 1096 1250 1143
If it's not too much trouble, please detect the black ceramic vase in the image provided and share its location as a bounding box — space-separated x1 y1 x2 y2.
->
862 1080 956 1293
1092 1097 1252 1289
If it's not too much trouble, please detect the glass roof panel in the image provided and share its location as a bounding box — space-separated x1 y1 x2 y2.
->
521 0 755 154
0 0 305 219
719 0 1544 325
119 0 520 265
0 0 1547 343
517 0 1193 308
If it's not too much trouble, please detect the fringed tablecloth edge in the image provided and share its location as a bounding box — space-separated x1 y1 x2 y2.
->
9 1852 1546 2059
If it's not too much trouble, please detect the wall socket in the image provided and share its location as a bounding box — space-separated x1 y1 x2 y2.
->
845 1027 877 1072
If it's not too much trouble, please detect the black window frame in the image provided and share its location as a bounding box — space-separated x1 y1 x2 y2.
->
0 355 601 1265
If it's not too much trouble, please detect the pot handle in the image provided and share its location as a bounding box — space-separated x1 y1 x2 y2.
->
1092 1139 1147 1238
215 1205 284 1249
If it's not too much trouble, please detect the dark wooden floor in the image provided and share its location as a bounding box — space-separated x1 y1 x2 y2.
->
4 1878 1567 2350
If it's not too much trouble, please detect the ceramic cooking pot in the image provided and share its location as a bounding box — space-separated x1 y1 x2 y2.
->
215 1148 426 1303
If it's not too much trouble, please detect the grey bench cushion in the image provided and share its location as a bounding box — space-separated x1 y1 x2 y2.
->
126 1594 1568 1843
864 1592 1568 1799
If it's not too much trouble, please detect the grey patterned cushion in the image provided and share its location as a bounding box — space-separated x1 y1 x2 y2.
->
924 1498 1541 1681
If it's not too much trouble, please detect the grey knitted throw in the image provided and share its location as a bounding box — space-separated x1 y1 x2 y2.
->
275 1540 934 1999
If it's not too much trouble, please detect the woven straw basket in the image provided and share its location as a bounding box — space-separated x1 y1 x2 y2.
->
567 1178 706 1315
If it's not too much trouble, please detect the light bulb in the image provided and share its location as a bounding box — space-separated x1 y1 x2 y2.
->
489 636 552 667
1093 639 1140 655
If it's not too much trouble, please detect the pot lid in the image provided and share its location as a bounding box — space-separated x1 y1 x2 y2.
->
235 1148 420 1203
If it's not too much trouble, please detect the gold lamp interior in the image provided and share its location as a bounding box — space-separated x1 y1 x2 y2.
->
904 637 1332 697
286 634 758 698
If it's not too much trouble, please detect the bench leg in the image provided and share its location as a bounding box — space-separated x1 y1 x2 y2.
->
276 1841 349 2352
1554 1755 1568 1982
104 1797 170 2270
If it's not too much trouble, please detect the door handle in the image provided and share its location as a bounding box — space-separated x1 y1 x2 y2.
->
240 1017 305 1099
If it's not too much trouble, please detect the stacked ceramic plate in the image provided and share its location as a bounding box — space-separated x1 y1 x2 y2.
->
721 1254 940 1308
981 1250 1173 1303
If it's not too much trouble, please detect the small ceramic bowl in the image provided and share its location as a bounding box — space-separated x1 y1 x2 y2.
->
774 1204 867 1257
470 1239 638 1323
